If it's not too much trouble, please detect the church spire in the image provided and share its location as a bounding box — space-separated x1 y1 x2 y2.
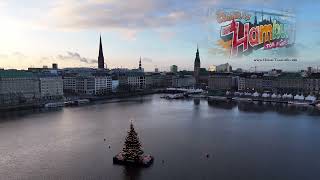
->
98 34 105 69
194 45 201 88
195 44 200 64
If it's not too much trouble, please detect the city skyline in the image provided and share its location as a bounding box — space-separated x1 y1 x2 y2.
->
0 0 320 71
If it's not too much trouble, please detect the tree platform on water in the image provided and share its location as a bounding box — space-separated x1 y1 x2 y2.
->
113 121 154 167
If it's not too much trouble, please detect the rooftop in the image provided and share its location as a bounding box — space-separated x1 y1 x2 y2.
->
0 70 35 78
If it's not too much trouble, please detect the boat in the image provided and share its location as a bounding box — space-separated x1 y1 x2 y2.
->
76 99 90 105
232 97 252 102
161 93 185 100
44 102 64 108
288 101 310 106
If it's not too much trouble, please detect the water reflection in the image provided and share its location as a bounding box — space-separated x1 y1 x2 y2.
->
206 99 320 116
207 100 237 110
123 166 142 180
193 99 200 106
0 108 63 122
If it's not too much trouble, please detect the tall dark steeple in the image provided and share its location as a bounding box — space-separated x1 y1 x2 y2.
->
139 57 142 71
194 45 201 87
98 35 105 69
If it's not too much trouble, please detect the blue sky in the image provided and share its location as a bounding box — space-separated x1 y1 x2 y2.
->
0 0 319 71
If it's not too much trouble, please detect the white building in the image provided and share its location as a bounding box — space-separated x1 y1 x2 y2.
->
39 75 63 100
208 65 217 72
216 63 232 72
94 75 112 95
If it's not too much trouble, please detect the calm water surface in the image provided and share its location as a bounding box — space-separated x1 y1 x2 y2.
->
1 94 320 180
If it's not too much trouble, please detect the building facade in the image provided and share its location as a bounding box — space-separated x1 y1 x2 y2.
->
170 65 178 73
216 63 232 72
75 76 95 95
208 73 236 90
39 74 63 100
0 70 40 105
172 75 195 88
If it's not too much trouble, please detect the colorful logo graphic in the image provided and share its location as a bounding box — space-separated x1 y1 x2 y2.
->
216 9 296 57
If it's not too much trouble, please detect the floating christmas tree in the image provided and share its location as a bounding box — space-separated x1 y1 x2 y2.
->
122 122 144 160
113 121 154 167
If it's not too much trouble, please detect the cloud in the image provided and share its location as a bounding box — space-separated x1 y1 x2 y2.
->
0 54 8 59
142 57 153 63
57 51 97 64
12 52 27 59
41 0 209 31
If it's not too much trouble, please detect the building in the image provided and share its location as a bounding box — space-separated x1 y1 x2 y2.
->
238 73 264 92
216 63 232 72
52 63 58 69
208 65 216 72
117 70 146 90
194 46 201 87
98 35 105 69
208 73 236 91
127 71 146 89
276 73 304 94
75 76 95 95
39 73 63 100
155 68 159 73
172 75 195 88
63 70 112 95
170 65 178 73
93 72 112 95
0 70 40 105
305 73 320 95
145 72 167 89
63 73 77 93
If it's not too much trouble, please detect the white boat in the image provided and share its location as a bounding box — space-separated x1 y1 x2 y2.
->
189 94 206 98
44 102 65 108
164 94 185 99
76 99 90 105
288 101 310 106
232 97 252 102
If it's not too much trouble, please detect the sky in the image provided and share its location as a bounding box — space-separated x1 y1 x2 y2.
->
0 0 319 72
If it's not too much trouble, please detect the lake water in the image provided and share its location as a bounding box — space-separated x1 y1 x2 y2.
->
1 94 320 180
